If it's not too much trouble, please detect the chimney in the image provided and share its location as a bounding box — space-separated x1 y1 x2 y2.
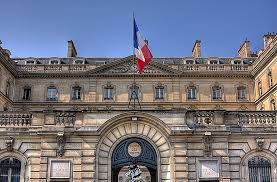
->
67 40 77 57
238 39 251 58
263 32 276 48
192 40 201 58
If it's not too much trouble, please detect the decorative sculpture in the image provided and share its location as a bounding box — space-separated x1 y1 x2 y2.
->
125 165 142 182
57 132 66 157
256 137 264 151
5 137 14 152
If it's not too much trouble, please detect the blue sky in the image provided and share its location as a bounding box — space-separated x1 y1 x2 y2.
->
0 0 276 58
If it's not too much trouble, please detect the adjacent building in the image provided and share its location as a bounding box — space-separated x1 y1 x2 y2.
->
0 34 276 182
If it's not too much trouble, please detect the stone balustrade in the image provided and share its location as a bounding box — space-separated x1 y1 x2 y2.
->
55 112 76 126
17 63 250 74
0 113 32 126
237 111 276 127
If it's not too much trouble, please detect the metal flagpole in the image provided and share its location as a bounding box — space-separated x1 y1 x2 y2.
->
128 14 141 110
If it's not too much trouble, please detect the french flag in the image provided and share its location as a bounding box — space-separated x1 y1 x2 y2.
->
133 18 153 73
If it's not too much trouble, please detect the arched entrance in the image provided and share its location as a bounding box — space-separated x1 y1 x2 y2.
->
111 138 157 182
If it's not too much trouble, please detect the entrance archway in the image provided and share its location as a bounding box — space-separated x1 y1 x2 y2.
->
112 138 157 182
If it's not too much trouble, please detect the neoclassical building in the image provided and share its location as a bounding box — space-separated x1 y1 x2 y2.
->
0 33 276 182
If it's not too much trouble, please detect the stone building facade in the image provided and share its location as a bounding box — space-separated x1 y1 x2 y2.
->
0 34 276 182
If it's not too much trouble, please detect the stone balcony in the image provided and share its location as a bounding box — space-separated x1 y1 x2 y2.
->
0 110 276 132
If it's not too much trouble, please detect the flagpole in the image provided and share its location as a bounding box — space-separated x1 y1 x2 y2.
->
128 13 141 110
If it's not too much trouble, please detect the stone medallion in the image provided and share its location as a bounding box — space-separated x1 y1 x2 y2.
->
128 142 142 157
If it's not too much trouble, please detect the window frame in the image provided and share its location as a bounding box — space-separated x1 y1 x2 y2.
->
187 86 197 100
240 151 276 182
212 86 222 100
129 84 140 101
155 86 165 100
47 86 58 101
22 86 32 101
72 86 82 100
103 86 114 101
237 86 247 101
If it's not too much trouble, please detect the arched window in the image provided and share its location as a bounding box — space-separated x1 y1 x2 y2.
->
187 86 197 100
268 71 273 88
186 60 194 64
5 81 11 98
212 86 222 100
248 157 272 182
237 86 247 100
0 158 21 182
47 86 57 101
271 99 276 111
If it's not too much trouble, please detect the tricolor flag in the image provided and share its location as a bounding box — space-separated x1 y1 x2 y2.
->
133 18 153 73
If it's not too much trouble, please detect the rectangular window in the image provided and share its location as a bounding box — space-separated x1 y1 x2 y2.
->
104 87 113 100
155 87 164 99
23 87 31 100
130 85 139 100
187 87 197 100
212 87 222 100
47 87 57 100
238 87 247 100
72 87 81 100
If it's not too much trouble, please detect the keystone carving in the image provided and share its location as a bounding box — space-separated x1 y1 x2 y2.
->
57 132 66 157
256 137 264 151
5 137 14 152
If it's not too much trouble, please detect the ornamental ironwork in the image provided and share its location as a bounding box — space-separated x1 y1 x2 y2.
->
112 138 157 170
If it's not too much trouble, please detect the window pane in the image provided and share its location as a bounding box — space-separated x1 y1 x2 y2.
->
238 87 246 100
104 88 113 100
48 88 57 100
130 86 139 99
212 87 221 100
155 87 164 99
188 87 197 100
23 88 31 100
73 87 81 100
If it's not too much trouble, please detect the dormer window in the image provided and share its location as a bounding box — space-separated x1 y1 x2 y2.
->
49 60 60 65
233 60 242 64
25 60 36 65
210 60 218 64
74 60 85 64
186 60 194 64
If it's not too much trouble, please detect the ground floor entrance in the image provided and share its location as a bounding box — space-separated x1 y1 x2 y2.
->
111 138 157 182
